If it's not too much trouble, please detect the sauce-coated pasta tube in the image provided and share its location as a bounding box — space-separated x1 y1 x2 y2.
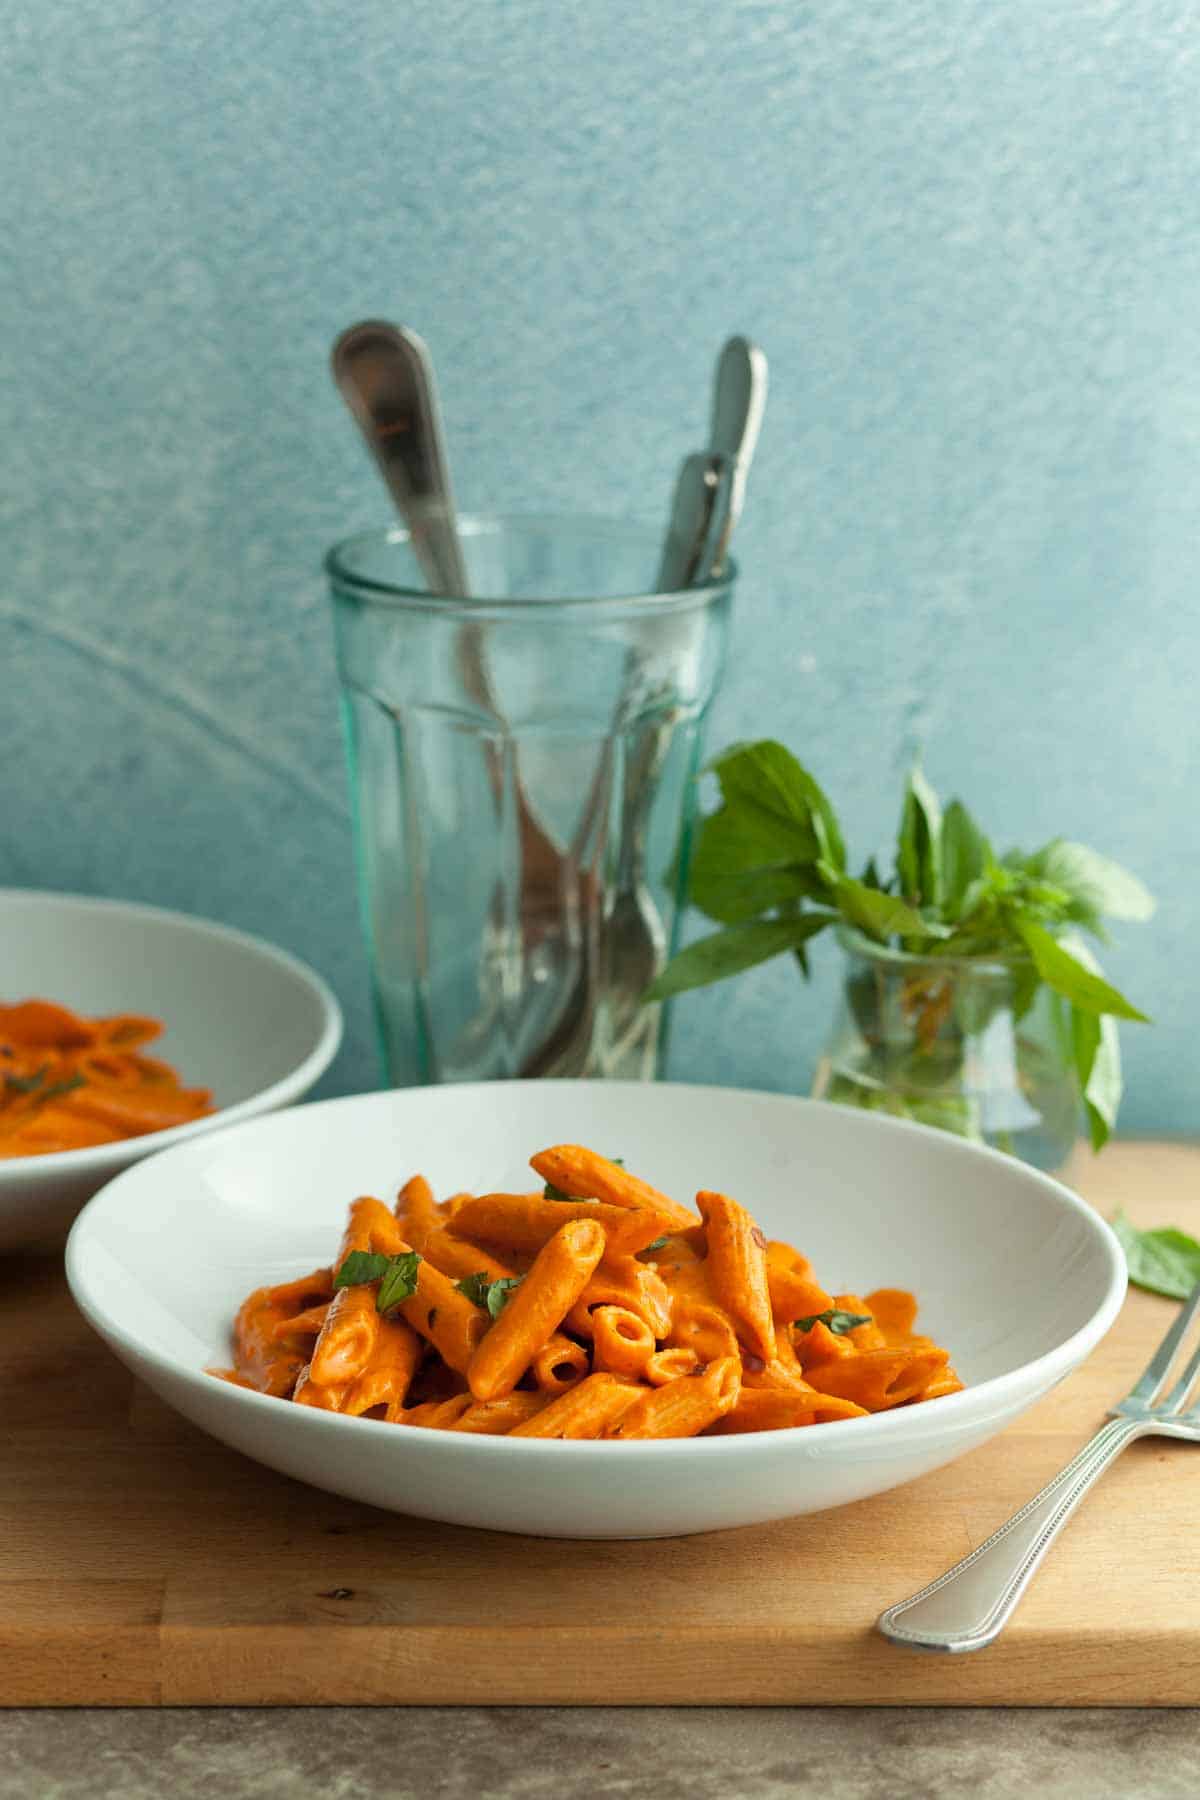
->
604 1356 741 1439
233 1268 334 1395
310 1282 381 1387
343 1316 424 1418
467 1218 606 1401
400 1394 474 1429
292 1364 349 1410
531 1333 590 1393
707 1386 869 1433
419 1227 523 1285
530 1146 697 1232
508 1372 641 1439
269 1301 330 1342
863 1287 918 1341
453 1192 672 1258
665 1298 739 1365
393 1250 490 1375
565 1258 672 1340
448 1392 551 1434
395 1174 438 1248
591 1305 655 1378
764 1242 834 1323
644 1346 699 1385
804 1345 950 1410
696 1190 776 1363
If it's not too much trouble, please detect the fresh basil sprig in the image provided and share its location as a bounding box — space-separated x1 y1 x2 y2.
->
334 1249 422 1313
644 740 1152 1149
794 1309 873 1336
455 1272 523 1319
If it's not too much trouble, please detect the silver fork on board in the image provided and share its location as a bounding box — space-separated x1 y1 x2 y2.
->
877 1279 1200 1654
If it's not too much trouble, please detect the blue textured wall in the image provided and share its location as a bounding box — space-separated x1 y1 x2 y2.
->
3 0 1197 1130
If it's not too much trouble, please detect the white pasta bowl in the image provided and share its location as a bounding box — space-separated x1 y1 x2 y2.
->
0 890 342 1248
65 1080 1125 1538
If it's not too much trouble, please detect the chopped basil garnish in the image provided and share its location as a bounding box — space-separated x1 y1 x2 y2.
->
455 1271 523 1319
794 1308 872 1336
334 1249 422 1313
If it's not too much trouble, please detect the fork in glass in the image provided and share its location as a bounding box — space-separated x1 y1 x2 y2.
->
877 1280 1200 1653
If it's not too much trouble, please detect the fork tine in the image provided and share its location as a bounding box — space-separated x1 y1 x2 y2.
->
1160 1334 1200 1413
1123 1279 1200 1408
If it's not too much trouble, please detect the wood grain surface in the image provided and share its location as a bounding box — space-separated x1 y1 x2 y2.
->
3 1141 1199 1708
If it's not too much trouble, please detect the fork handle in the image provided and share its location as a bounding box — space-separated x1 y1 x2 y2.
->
877 1416 1149 1653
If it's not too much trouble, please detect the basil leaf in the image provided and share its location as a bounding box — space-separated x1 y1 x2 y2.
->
1014 920 1150 1022
543 1181 572 1200
644 913 836 1002
455 1271 523 1319
334 1251 391 1289
794 1309 873 1335
941 800 990 917
708 741 846 871
823 871 944 943
5 1066 49 1095
485 1277 522 1320
897 765 943 910
455 1271 493 1309
1112 1211 1200 1301
41 1072 86 1101
641 1236 670 1254
690 846 827 926
1026 840 1155 925
377 1251 422 1312
1065 936 1124 1151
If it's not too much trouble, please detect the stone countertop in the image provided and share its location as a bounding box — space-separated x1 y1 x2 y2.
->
3 1709 1200 1800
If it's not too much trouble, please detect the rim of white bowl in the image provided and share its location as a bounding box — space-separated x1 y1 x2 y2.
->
0 888 344 1179
65 1082 1128 1455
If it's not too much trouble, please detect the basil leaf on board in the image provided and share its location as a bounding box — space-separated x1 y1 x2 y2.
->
1014 920 1150 1021
940 800 990 918
643 913 837 1002
794 1309 873 1335
896 765 943 911
376 1251 422 1312
1026 840 1156 925
1112 1211 1200 1301
334 1250 392 1289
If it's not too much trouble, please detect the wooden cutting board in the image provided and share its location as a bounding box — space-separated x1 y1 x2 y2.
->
4 1140 1199 1708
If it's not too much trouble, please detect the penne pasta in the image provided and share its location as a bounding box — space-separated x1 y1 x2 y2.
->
530 1145 698 1232
0 998 213 1158
531 1333 590 1393
342 1316 424 1418
508 1372 642 1439
395 1174 438 1249
217 1142 960 1440
644 1346 700 1385
467 1219 606 1401
604 1357 741 1439
696 1191 776 1363
448 1392 552 1434
591 1305 655 1378
453 1191 674 1259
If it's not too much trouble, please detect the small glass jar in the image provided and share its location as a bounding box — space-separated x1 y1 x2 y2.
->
812 927 1079 1174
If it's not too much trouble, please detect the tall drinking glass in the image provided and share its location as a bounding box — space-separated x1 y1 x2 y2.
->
327 515 733 1085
